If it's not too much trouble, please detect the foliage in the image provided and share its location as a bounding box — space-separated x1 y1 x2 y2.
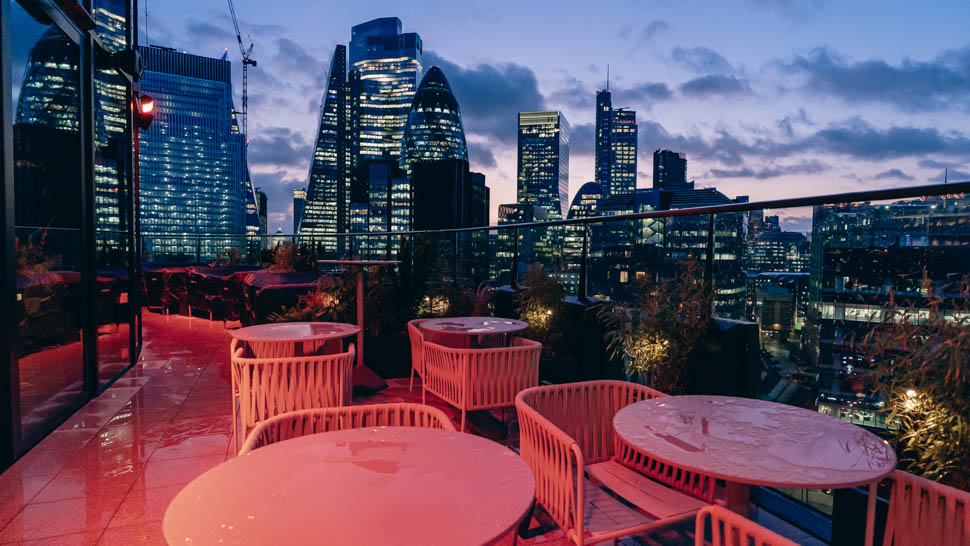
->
16 228 53 276
266 273 355 324
859 275 970 489
424 280 495 317
516 266 567 349
264 242 319 273
217 247 241 266
597 260 713 394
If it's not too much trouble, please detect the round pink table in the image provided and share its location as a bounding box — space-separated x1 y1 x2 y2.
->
613 396 896 545
420 317 528 348
163 427 535 546
231 322 360 358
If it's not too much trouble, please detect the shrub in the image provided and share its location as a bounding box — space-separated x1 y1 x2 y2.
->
516 266 566 350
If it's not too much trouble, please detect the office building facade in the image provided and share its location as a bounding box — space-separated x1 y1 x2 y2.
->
350 17 423 162
138 46 247 260
300 44 350 247
293 189 307 233
517 111 569 220
653 149 688 190
593 90 637 196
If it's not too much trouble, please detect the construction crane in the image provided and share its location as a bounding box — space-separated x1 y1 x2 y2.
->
227 0 256 138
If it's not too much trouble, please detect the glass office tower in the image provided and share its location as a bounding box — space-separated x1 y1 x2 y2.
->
593 89 637 196
2 0 140 468
301 44 350 248
517 111 569 220
609 109 637 195
350 17 423 163
137 46 247 261
402 66 467 170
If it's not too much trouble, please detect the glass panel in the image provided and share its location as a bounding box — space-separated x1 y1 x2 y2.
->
11 3 84 436
94 0 133 385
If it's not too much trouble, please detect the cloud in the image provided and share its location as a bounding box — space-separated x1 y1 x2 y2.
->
873 168 914 181
930 169 970 182
671 47 734 74
918 158 963 170
746 0 823 25
185 20 236 42
679 75 751 97
616 82 674 104
709 159 829 179
777 108 813 137
549 79 672 111
802 118 970 159
620 20 671 48
247 126 311 168
782 46 970 111
570 123 595 158
425 51 545 145
467 142 497 169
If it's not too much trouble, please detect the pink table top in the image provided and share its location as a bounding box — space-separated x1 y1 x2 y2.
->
613 395 896 489
230 321 360 343
163 427 535 545
421 317 528 336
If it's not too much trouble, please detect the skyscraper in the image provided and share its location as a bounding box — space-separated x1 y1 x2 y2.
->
293 189 306 233
653 149 689 190
610 109 637 194
594 90 638 196
137 46 247 259
256 189 268 238
517 111 569 219
402 66 467 171
350 17 423 162
300 44 350 245
594 91 612 188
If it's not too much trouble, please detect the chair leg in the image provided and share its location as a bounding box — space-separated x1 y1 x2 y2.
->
231 396 238 454
422 384 426 405
461 409 466 433
409 367 415 393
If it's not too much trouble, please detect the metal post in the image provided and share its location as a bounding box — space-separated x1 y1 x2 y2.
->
511 227 520 290
579 224 589 302
453 233 459 281
195 235 201 264
704 213 715 290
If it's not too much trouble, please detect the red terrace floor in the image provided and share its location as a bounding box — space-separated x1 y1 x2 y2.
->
0 311 824 545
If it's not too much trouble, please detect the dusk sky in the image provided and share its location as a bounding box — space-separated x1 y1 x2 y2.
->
140 0 970 231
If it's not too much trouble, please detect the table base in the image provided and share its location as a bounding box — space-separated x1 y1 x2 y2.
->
725 482 751 517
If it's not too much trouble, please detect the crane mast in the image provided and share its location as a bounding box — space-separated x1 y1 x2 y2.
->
227 0 256 138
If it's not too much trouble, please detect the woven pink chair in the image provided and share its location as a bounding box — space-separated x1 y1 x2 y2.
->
407 319 427 393
515 380 717 545
230 338 355 453
695 505 797 546
879 470 970 546
238 403 456 454
422 337 541 432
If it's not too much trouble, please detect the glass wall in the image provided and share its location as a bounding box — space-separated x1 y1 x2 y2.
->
1 0 139 467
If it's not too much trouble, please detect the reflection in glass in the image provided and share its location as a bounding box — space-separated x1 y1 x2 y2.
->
94 0 133 385
12 6 84 436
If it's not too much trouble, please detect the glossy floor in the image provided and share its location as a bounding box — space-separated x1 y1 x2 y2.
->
0 311 824 545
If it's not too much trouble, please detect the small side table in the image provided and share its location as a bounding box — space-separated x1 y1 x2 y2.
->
317 259 400 368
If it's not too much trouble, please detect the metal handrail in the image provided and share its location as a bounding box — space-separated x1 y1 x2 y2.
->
137 180 970 239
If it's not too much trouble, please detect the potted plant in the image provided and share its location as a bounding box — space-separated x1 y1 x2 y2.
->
859 275 970 489
598 260 714 394
516 266 567 357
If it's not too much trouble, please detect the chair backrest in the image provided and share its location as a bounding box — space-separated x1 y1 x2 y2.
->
407 319 426 375
423 338 542 410
518 380 665 465
231 343 355 430
695 505 798 546
883 470 970 546
239 403 456 454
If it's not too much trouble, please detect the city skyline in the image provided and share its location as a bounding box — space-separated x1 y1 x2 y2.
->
132 1 970 231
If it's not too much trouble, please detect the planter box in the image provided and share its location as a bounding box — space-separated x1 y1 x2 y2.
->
688 318 761 398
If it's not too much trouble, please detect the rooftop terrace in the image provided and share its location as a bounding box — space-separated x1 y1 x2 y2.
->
0 311 830 545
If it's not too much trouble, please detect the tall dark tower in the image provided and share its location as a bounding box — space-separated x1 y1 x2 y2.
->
300 44 350 247
594 90 612 190
609 109 637 195
653 149 689 190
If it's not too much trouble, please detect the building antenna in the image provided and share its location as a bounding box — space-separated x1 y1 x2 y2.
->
945 167 948 183
144 0 149 45
607 64 610 90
